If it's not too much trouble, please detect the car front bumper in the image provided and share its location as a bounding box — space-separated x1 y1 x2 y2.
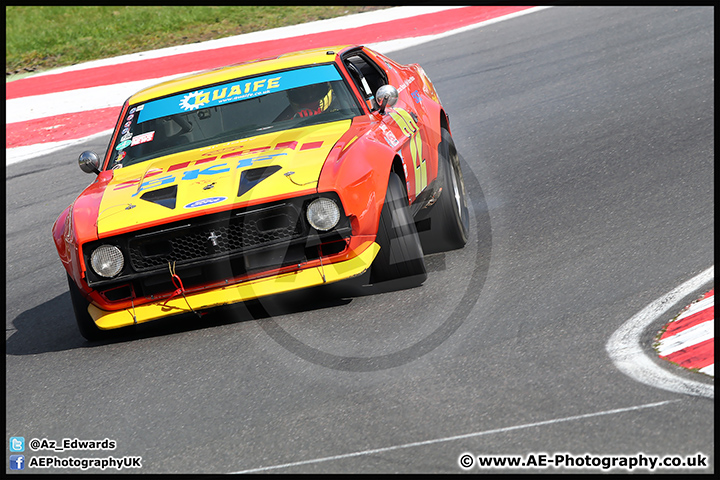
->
88 240 379 330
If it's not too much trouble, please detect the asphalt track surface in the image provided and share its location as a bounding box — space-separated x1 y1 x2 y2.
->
5 7 714 473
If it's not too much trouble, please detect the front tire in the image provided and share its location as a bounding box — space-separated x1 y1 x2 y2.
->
421 128 469 254
67 273 111 341
370 172 427 285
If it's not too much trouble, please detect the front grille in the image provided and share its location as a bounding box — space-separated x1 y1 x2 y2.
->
127 204 304 271
84 193 352 298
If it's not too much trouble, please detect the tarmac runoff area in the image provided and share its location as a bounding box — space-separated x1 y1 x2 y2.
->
6 5 714 396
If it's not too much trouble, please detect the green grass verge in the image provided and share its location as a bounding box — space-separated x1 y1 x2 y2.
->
6 6 388 77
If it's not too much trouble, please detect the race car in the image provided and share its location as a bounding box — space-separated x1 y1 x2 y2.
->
52 45 469 340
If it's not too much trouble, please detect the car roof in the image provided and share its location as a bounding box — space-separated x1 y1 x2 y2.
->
128 45 357 105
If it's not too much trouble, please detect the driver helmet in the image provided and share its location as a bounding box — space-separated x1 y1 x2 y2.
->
288 82 333 118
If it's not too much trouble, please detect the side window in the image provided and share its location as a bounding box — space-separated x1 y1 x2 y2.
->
344 53 387 109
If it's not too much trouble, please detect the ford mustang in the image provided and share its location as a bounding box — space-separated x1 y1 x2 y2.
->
52 45 469 340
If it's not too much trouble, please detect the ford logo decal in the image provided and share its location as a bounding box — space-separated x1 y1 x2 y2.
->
184 197 227 209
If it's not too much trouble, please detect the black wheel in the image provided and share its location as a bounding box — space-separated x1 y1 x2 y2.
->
67 273 112 341
421 128 469 254
370 172 427 285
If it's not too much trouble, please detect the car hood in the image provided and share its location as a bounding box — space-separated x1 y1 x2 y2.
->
95 120 350 236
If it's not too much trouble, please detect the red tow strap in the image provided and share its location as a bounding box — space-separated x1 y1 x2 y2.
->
163 262 186 306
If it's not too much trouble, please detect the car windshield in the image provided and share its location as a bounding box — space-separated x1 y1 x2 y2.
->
107 64 363 169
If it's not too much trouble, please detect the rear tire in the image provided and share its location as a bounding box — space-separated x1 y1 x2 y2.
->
67 273 111 341
370 172 427 285
421 128 469 254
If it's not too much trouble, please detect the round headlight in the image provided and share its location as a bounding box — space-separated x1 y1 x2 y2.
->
306 198 340 231
90 245 125 278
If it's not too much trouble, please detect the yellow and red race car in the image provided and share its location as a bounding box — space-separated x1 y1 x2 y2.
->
52 45 469 340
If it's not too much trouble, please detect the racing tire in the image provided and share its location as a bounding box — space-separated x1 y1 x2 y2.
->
421 128 469 254
370 172 427 285
67 273 111 341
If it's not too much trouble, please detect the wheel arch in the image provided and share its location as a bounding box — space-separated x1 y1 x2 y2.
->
440 108 451 135
390 154 407 193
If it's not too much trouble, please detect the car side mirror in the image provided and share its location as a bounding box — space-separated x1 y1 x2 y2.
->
78 151 100 174
375 85 398 115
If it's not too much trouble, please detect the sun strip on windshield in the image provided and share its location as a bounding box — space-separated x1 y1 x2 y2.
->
136 64 342 124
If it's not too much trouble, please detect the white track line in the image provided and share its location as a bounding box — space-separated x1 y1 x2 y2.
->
7 73 196 124
606 266 714 398
5 131 115 166
229 400 680 473
8 7 551 124
6 7 552 166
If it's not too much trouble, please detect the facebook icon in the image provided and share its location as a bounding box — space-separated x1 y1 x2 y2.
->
10 455 25 470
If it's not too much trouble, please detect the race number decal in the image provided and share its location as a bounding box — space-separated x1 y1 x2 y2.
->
389 108 426 193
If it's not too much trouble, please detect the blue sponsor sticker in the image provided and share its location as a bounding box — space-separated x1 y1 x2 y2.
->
115 139 132 151
137 64 342 124
184 196 227 209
